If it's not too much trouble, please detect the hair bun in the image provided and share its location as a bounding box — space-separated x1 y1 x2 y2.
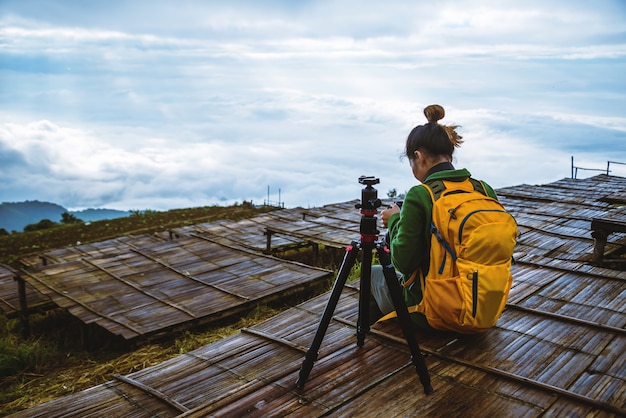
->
424 104 445 123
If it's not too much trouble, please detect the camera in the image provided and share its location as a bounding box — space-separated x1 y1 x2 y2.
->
393 192 405 209
385 195 405 246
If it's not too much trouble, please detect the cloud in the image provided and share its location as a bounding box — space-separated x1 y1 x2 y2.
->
0 0 625 210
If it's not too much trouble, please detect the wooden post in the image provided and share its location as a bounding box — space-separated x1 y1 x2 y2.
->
264 230 273 254
591 229 608 265
14 274 31 338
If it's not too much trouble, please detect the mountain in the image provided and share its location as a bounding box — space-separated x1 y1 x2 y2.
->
70 208 131 223
0 201 130 233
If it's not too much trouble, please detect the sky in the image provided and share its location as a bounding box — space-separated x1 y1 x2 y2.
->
1 0 626 211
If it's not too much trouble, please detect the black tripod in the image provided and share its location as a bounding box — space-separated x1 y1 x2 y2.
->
295 176 433 394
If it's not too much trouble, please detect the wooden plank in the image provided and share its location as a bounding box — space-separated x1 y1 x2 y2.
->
0 264 51 317
19 235 331 340
8 174 626 417
11 266 626 417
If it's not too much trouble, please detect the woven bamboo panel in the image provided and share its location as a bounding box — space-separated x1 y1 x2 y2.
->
20 235 332 340
7 174 626 417
182 200 379 252
0 264 51 317
11 261 625 417
502 176 626 263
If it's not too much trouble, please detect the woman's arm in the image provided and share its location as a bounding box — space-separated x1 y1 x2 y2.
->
387 185 432 275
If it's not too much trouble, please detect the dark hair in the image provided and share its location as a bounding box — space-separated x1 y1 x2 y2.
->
405 104 463 159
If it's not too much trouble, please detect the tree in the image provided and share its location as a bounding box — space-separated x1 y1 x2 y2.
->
387 188 397 198
61 212 83 225
24 219 58 232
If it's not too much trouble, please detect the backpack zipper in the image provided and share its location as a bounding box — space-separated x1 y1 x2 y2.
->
471 270 478 318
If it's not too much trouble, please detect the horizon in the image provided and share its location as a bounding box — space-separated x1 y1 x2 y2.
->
2 168 626 213
1 1 626 211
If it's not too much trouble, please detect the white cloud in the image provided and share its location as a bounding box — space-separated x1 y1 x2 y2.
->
0 0 625 210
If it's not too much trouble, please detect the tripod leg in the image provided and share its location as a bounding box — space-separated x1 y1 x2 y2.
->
356 240 374 347
377 247 434 395
295 242 359 389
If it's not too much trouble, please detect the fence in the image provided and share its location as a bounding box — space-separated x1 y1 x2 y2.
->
263 186 285 208
571 157 626 179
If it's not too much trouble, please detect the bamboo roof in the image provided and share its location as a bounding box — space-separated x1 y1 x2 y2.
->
0 263 51 317
16 235 332 340
2 198 391 324
500 175 626 263
7 174 626 417
8 259 625 416
176 199 390 251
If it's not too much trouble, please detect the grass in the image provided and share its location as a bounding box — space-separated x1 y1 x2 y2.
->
0 202 350 416
0 334 57 378
0 305 283 415
0 201 274 267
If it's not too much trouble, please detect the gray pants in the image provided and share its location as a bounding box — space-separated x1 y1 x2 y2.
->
370 265 403 315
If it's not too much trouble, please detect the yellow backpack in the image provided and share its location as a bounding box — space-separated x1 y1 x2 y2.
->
413 178 518 333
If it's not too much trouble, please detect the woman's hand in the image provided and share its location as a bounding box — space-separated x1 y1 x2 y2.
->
381 204 401 228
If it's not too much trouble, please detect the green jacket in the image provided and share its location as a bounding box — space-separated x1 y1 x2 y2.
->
386 168 498 311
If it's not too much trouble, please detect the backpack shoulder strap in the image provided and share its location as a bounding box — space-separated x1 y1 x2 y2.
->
424 177 486 200
468 178 488 196
419 181 437 203
422 179 445 201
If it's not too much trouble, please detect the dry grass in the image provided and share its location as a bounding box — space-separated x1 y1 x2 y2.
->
0 304 283 416
0 204 348 416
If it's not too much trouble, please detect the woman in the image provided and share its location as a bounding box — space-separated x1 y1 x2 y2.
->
369 104 499 329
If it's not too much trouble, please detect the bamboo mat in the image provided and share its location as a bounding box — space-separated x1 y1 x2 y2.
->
6 174 626 416
18 235 332 340
0 263 51 317
9 260 625 417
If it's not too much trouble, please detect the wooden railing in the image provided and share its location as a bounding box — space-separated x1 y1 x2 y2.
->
571 156 626 179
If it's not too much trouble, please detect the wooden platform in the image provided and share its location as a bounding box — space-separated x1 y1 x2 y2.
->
499 175 626 263
177 199 391 252
6 174 626 416
3 198 390 333
8 259 624 417
0 263 51 317
16 234 332 340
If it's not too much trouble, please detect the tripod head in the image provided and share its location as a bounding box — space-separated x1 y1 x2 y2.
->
356 176 382 212
356 176 382 243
